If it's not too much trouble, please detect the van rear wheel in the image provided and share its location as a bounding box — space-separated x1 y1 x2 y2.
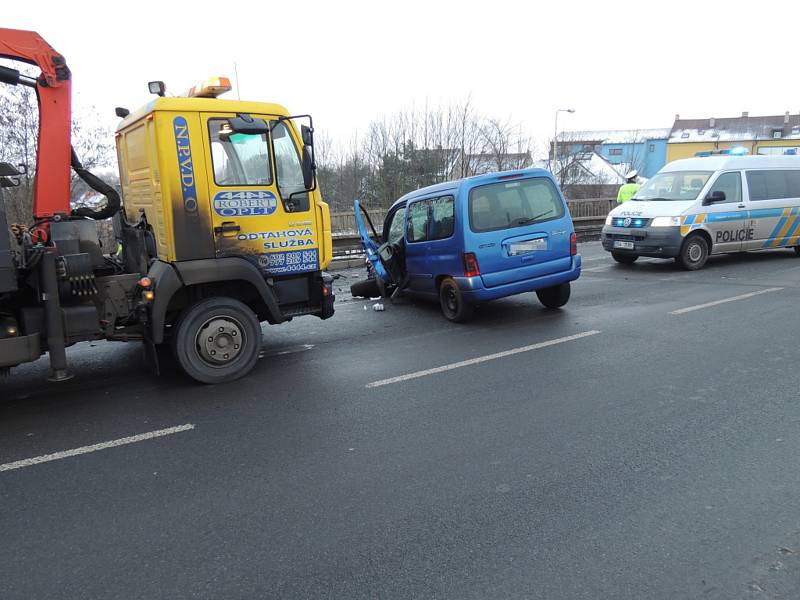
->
439 278 473 323
536 282 571 309
172 297 262 384
611 252 638 264
676 234 709 270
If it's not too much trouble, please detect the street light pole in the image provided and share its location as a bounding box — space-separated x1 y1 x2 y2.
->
553 108 576 177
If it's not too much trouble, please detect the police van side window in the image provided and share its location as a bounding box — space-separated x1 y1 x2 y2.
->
707 172 741 203
746 170 800 201
429 196 455 240
208 118 272 186
407 200 430 243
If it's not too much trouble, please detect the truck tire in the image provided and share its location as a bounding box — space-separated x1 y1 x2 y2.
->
676 234 709 270
171 297 262 384
536 282 571 308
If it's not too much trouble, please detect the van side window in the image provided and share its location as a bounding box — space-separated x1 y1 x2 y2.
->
429 196 455 240
707 172 741 203
746 170 800 201
407 200 430 243
386 207 406 243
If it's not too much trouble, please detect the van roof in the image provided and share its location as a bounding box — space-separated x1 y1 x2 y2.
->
392 167 555 208
662 155 800 172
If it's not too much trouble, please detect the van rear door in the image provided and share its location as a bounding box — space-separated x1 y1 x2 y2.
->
467 175 572 288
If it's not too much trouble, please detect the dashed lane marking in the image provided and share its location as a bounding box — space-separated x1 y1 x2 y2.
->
0 424 195 473
365 330 601 388
669 287 783 315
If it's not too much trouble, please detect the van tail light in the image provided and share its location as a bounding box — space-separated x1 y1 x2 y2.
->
463 252 481 277
570 232 577 256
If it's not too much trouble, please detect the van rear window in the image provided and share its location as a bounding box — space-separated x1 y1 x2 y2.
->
469 177 564 233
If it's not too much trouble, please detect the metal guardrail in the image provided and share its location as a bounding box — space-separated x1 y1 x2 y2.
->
331 198 616 253
330 197 615 238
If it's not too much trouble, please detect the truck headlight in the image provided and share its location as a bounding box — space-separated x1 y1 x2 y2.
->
651 216 681 227
605 215 613 226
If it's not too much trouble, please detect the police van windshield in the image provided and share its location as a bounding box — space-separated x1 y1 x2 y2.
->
633 171 713 201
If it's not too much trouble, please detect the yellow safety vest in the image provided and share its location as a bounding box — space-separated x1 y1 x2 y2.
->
617 183 640 203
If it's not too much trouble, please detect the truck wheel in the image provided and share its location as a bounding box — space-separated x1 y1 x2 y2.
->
439 277 473 323
793 246 800 257
536 282 571 308
676 234 709 270
611 252 638 264
171 297 262 384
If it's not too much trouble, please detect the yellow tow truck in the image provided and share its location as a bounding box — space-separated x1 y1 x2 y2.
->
0 29 334 385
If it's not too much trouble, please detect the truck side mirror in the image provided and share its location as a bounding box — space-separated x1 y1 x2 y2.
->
705 190 726 204
302 145 315 190
301 124 313 146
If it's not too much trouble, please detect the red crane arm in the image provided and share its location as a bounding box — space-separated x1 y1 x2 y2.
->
0 28 72 219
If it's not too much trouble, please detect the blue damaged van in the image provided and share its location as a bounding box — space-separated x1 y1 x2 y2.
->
352 168 582 321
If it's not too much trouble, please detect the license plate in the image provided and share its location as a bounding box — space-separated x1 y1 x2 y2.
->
613 240 634 250
509 239 546 255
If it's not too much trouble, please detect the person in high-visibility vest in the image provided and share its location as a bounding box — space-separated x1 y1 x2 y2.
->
617 170 640 203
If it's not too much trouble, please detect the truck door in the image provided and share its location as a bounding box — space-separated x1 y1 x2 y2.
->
200 114 320 276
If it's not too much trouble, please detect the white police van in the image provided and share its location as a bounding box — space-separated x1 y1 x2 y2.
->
601 155 800 269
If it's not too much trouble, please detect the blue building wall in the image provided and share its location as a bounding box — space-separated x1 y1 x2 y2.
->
599 139 667 178
559 137 669 178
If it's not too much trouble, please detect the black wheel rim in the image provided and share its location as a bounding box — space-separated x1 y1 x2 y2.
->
444 286 458 314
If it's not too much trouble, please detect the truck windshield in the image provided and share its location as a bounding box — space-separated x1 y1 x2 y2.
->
633 171 713 201
271 121 306 200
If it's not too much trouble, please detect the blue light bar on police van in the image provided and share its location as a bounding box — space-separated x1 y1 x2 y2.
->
695 146 750 158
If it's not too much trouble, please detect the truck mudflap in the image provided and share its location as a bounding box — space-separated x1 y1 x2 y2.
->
0 333 41 368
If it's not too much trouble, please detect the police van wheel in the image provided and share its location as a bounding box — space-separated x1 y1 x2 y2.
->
172 297 262 384
677 234 709 271
611 252 638 264
536 282 571 309
439 277 473 323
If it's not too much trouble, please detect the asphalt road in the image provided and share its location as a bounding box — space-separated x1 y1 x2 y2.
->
2 242 800 599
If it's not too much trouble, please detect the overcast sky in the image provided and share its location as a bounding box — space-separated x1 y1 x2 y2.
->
4 0 799 156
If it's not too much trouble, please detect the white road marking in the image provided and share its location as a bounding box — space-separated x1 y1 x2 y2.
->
0 424 195 473
365 330 601 388
669 287 783 315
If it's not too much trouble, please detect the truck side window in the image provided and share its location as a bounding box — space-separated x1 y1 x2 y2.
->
271 121 309 211
407 201 430 243
208 119 272 186
429 196 454 240
707 172 741 203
